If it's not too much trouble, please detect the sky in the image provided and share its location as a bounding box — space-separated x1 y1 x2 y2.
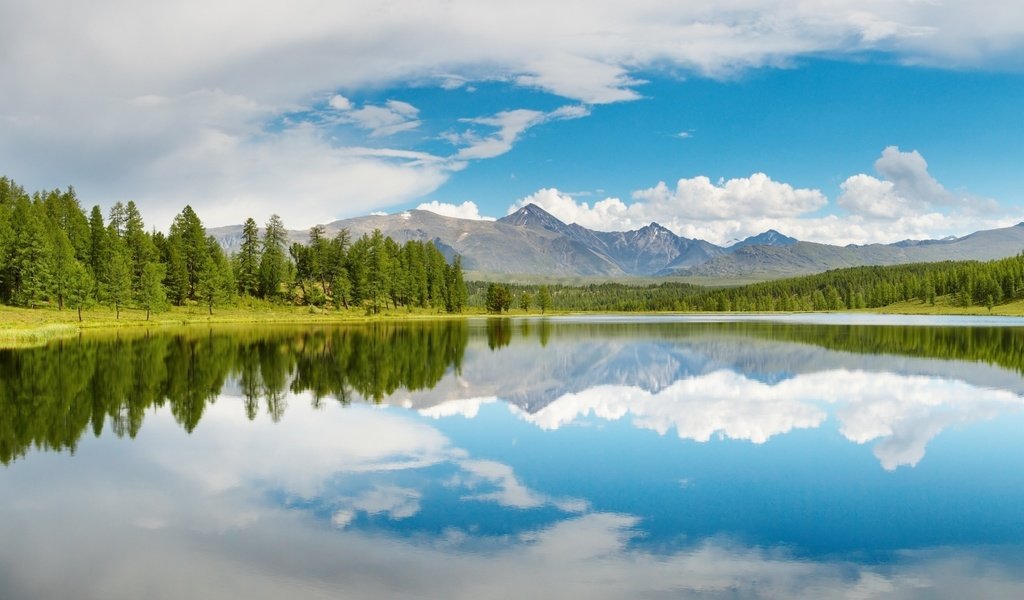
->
1 1 1023 245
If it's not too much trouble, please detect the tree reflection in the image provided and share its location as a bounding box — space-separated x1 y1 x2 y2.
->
0 322 468 464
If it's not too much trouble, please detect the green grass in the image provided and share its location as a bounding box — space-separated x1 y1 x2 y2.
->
0 303 488 348
4 292 1024 349
871 294 1024 316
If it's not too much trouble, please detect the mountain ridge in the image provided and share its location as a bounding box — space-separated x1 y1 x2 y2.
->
208 204 1024 281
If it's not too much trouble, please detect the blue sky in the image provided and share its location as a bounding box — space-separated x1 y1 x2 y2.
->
1 1 1023 244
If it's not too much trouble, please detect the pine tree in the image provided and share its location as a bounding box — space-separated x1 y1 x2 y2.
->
88 205 107 279
235 217 261 296
100 238 132 318
66 261 95 322
167 205 208 300
48 227 77 310
259 214 288 300
537 285 552 314
10 197 53 307
124 200 155 293
137 262 168 320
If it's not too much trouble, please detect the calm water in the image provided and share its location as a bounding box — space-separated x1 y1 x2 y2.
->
3 316 1024 598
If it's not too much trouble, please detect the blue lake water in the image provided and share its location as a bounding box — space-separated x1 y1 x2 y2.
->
2 316 1024 598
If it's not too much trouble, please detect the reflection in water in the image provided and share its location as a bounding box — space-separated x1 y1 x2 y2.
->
0 323 467 464
509 369 1024 470
3 318 1024 471
2 396 1023 599
3 318 1024 597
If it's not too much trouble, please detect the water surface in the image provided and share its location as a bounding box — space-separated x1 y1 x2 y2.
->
2 316 1024 598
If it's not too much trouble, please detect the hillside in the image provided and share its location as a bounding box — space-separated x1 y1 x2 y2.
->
208 206 1024 281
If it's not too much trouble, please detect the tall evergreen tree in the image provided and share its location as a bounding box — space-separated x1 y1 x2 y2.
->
48 227 77 310
65 260 94 322
100 235 132 318
537 285 552 314
235 217 261 296
167 205 207 300
9 197 53 307
259 214 288 300
137 262 168 320
88 205 107 279
124 200 155 293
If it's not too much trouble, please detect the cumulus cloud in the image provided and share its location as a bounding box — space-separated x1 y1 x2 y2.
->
509 146 1018 245
328 94 353 111
415 200 496 221
509 174 830 241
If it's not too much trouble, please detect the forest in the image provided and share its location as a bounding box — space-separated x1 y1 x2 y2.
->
0 177 467 318
4 174 1024 319
470 257 1024 313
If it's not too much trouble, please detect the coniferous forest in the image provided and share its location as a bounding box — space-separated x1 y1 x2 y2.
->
0 177 467 318
470 253 1024 313
4 175 1024 318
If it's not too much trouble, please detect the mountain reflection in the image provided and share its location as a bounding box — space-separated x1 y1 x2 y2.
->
3 318 1024 469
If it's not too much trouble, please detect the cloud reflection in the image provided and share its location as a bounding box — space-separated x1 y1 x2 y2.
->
471 369 1024 470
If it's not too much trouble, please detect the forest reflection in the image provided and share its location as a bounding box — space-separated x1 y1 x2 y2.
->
4 317 1024 465
0 322 468 464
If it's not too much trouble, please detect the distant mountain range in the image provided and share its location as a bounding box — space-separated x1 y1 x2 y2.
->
208 204 1024 281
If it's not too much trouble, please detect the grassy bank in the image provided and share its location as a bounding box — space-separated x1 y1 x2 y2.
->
4 293 1024 349
0 303 491 348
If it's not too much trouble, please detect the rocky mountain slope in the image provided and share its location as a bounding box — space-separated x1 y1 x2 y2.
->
208 205 1024 280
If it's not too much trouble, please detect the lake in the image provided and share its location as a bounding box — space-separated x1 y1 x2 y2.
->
3 315 1024 598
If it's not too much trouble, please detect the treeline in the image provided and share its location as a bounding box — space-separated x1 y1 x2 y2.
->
469 256 1024 313
468 281 701 312
0 176 466 318
0 323 468 464
679 256 1024 312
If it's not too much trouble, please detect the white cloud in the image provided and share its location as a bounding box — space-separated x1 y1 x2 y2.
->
509 146 1019 245
1 2 1022 229
415 200 496 221
509 173 829 240
328 94 353 111
341 101 421 137
838 146 998 220
452 104 589 160
634 173 828 220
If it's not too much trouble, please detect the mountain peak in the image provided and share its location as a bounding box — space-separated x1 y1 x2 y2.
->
498 203 569 232
730 229 798 250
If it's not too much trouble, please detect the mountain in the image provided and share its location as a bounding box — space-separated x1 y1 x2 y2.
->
207 206 1024 281
728 229 798 250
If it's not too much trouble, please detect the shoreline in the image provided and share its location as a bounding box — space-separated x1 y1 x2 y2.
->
4 298 1024 349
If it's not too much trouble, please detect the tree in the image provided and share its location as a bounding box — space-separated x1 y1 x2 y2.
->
65 261 95 322
198 238 234 314
48 228 77 310
259 214 288 300
137 262 168 320
445 256 467 313
519 290 532 312
537 285 552 314
235 217 261 296
485 283 512 313
100 240 132 318
167 205 207 300
124 200 155 293
9 197 53 307
88 205 107 278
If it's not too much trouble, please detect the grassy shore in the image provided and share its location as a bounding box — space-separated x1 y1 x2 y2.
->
0 302 491 348
4 294 1024 349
